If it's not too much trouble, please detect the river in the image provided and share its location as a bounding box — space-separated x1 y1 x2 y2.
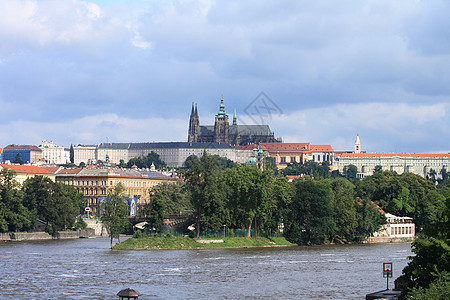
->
0 237 412 299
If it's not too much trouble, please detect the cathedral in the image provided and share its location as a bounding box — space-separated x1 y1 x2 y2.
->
188 95 280 146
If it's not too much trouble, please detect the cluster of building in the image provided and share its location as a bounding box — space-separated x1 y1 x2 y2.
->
0 96 448 226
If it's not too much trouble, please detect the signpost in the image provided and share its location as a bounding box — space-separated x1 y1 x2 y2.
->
383 262 393 290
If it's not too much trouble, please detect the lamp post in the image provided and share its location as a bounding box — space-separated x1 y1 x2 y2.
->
223 225 226 238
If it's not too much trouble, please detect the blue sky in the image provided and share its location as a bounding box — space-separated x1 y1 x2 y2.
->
0 0 448 153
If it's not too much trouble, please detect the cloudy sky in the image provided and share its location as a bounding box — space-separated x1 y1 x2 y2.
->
0 0 449 153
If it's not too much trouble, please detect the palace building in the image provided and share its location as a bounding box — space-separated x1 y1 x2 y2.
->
188 95 280 146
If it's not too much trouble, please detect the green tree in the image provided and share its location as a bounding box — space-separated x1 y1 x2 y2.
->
13 153 25 165
0 169 31 232
374 165 383 174
100 183 130 248
398 196 449 298
183 154 199 169
150 181 191 215
284 178 335 245
225 165 273 238
146 192 166 234
182 153 227 238
69 144 74 164
354 198 386 241
22 176 84 233
330 178 357 243
343 164 358 180
119 159 127 168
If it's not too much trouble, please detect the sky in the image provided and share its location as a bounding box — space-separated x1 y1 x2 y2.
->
0 0 449 153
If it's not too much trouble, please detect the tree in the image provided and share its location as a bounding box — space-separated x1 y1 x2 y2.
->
343 164 358 180
330 178 357 243
374 165 383 174
13 153 25 165
183 153 227 238
0 169 31 232
225 165 273 238
398 196 450 299
284 178 335 245
150 181 191 215
100 184 130 248
183 155 199 169
146 192 166 234
119 159 127 168
22 176 84 233
354 198 386 241
69 144 74 164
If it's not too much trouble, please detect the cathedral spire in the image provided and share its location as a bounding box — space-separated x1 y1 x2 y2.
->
233 108 237 125
194 103 198 117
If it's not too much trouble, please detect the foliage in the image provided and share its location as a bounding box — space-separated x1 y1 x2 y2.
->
100 183 130 248
284 178 335 245
355 171 445 232
343 164 357 180
354 197 386 241
183 154 235 170
0 169 31 232
225 165 273 238
405 272 450 300
146 192 166 233
150 181 191 215
283 161 330 178
22 176 85 232
69 144 74 164
399 196 450 299
183 153 228 238
330 178 357 243
13 153 25 165
374 165 383 174
127 151 166 169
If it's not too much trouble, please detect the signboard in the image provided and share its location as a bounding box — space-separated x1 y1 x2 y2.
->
383 262 393 278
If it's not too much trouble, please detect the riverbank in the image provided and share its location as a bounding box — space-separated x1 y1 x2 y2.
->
0 229 95 241
113 236 295 250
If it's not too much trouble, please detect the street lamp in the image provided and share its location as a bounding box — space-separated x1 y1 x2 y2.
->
223 224 226 238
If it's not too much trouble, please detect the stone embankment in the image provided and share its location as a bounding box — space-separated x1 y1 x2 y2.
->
366 236 414 243
83 218 107 236
0 229 95 241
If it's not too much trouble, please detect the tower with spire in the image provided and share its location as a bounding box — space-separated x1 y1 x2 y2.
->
214 94 229 143
354 134 361 154
187 93 280 146
188 102 200 142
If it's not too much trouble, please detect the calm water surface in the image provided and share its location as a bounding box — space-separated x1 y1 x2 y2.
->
0 237 412 299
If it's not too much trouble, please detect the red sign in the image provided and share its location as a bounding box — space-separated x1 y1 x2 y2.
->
383 262 393 273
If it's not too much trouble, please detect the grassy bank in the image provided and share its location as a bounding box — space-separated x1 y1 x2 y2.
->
113 236 295 250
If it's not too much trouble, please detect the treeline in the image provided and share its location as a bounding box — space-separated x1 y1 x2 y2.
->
0 169 86 234
143 154 447 245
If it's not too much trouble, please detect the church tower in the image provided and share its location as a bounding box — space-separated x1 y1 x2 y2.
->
354 134 361 154
214 95 229 143
188 103 199 142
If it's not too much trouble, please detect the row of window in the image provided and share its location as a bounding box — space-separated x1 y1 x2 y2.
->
391 226 414 236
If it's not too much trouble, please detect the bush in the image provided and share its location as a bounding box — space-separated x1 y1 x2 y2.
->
188 230 196 238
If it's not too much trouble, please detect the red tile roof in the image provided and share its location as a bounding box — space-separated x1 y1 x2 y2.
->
338 153 449 159
4 145 41 150
310 144 334 152
41 166 62 174
0 164 55 175
260 143 310 152
55 168 83 175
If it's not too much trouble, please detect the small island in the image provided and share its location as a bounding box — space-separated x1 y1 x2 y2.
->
113 236 295 250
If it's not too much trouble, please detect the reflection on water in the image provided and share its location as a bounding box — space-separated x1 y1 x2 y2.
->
0 237 412 299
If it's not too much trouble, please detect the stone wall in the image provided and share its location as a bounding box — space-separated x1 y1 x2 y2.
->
0 229 95 241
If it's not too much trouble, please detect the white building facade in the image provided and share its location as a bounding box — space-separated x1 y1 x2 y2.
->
39 141 70 165
337 153 450 179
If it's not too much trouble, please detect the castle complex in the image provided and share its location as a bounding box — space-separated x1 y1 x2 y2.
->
188 96 280 146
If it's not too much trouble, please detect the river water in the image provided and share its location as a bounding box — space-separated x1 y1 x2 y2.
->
0 237 412 299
